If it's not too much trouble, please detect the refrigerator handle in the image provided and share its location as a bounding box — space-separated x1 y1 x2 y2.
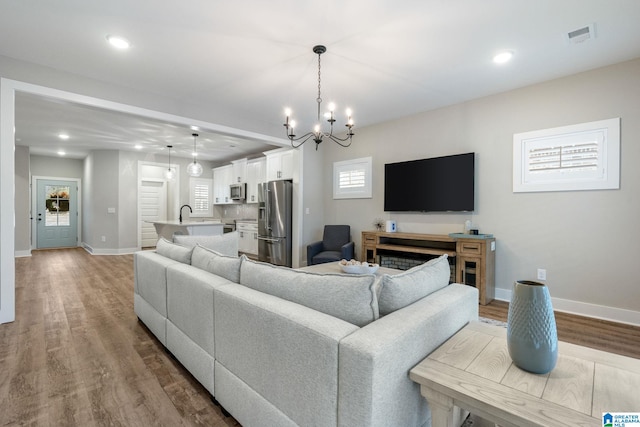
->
265 186 271 231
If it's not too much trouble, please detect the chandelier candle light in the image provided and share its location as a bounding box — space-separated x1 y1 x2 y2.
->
284 45 354 150
186 133 203 177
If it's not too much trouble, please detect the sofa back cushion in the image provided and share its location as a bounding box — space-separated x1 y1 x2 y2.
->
240 258 379 327
191 245 242 283
173 231 238 256
156 237 193 264
378 254 451 315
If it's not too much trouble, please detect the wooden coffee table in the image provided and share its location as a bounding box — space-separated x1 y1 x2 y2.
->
410 321 640 427
298 262 399 276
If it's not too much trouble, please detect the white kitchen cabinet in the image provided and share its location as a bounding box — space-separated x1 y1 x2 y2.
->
265 148 293 181
213 165 233 204
237 222 258 255
245 158 266 203
231 158 247 184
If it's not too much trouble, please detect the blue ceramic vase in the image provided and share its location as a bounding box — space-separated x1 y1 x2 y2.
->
507 280 558 374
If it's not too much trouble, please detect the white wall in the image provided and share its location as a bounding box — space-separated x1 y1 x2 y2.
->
321 58 640 324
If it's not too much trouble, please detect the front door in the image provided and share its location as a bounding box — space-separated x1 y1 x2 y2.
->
36 179 78 248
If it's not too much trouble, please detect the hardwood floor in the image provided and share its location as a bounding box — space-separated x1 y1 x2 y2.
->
2 248 639 425
2 248 238 426
480 300 640 359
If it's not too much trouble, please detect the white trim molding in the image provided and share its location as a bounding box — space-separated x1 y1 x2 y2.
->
494 287 640 327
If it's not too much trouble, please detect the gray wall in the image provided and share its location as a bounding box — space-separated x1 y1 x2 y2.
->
14 146 30 254
321 58 640 318
30 154 84 179
80 150 214 253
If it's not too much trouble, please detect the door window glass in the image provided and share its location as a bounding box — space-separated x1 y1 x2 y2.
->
45 185 71 226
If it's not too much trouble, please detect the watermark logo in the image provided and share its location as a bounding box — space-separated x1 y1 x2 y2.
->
603 413 640 427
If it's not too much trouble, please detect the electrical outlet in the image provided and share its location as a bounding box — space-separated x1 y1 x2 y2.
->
101 236 106 242
537 268 547 281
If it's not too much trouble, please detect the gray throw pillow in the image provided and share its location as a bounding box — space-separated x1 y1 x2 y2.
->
156 237 193 264
378 254 451 315
191 245 242 283
173 231 239 257
239 258 379 327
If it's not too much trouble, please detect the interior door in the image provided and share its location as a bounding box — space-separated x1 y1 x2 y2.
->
140 180 167 247
36 179 78 248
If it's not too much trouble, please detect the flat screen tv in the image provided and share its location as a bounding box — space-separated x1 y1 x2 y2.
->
384 152 475 212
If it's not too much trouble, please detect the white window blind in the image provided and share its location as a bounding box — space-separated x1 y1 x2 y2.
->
339 168 366 189
333 157 372 199
189 178 213 217
513 118 620 192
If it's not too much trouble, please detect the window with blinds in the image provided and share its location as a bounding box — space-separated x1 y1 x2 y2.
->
333 157 372 199
189 178 213 217
513 118 620 193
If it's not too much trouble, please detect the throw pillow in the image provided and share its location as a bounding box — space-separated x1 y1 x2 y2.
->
156 237 193 264
173 231 238 257
239 258 379 327
191 245 242 283
378 254 451 315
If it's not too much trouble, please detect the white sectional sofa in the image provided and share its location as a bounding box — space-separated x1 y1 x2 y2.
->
134 236 478 427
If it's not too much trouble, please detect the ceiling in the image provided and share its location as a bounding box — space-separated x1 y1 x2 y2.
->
2 1 640 161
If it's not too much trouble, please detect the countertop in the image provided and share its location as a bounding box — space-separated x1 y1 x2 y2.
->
147 220 223 226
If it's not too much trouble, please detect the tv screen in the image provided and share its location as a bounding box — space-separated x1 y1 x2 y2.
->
384 152 475 212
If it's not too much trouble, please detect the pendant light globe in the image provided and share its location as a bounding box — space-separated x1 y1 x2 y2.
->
165 145 176 182
187 133 203 177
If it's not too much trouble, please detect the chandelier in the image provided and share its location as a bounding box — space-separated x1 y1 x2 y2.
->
186 133 203 177
284 45 354 150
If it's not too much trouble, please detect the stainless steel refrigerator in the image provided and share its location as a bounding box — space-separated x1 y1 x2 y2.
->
258 180 292 267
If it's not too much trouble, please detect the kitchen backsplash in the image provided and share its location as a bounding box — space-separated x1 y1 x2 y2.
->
213 204 259 220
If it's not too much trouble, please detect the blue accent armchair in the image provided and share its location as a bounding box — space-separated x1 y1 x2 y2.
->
307 225 355 266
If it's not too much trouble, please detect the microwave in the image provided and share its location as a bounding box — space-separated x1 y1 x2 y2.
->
230 183 246 200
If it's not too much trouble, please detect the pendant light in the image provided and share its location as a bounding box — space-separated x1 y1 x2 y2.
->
165 145 176 182
186 133 203 177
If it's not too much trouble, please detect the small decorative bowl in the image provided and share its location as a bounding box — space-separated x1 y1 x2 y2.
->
339 263 379 274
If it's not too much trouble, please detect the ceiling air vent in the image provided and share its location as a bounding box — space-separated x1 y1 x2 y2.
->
566 23 596 44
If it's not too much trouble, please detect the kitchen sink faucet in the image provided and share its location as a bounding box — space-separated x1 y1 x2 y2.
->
179 204 192 223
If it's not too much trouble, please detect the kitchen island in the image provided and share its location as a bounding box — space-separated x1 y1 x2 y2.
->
149 220 224 241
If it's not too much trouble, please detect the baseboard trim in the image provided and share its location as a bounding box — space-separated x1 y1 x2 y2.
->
14 250 32 258
495 288 640 327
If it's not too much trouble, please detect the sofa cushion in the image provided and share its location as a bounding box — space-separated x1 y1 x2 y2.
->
173 231 238 257
378 254 451 316
239 258 379 327
156 237 193 264
191 245 242 283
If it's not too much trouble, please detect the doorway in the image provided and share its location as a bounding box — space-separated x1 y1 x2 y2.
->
140 179 167 248
33 178 80 249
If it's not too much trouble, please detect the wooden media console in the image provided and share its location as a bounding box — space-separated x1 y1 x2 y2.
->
362 231 496 305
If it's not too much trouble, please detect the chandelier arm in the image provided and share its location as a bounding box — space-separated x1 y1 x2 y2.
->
325 134 353 147
322 133 354 144
289 132 318 148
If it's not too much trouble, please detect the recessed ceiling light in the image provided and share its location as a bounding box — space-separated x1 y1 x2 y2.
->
106 35 130 50
493 50 514 64
58 133 69 140
190 126 200 131
134 144 143 150
57 151 66 156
